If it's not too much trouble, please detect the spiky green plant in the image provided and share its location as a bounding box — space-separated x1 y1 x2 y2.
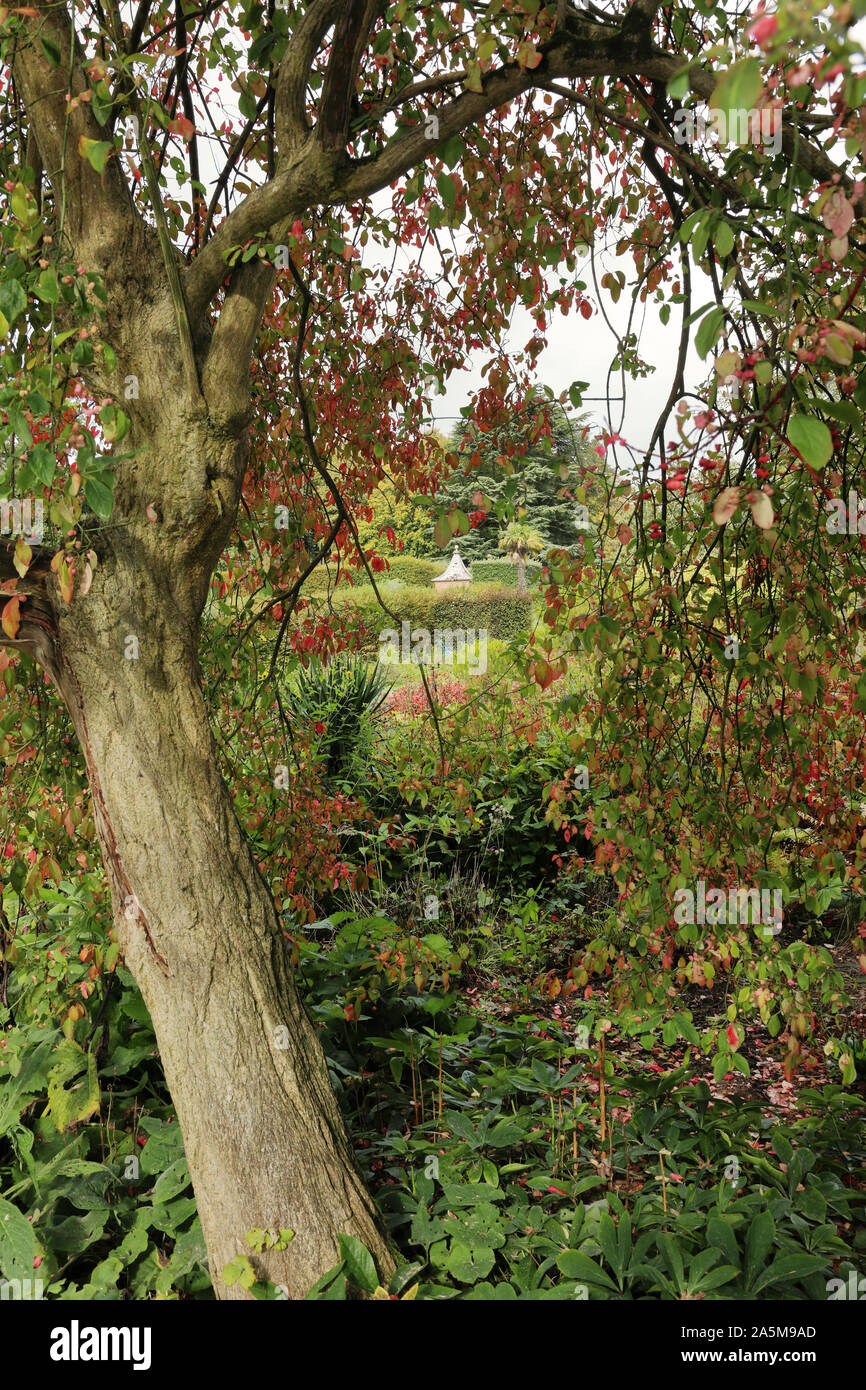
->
290 657 391 777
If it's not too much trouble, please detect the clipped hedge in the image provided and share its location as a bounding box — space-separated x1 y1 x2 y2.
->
430 585 532 640
331 582 532 651
294 554 440 596
470 558 542 586
364 555 441 586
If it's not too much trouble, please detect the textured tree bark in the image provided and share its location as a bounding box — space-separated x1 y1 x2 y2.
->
516 553 527 595
49 533 393 1299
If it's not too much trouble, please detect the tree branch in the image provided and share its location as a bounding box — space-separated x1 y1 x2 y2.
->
12 0 137 268
201 259 276 429
187 10 856 366
273 0 342 157
186 17 652 320
316 0 384 150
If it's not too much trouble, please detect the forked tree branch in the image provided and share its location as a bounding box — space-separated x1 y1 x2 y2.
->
316 0 384 150
12 0 137 267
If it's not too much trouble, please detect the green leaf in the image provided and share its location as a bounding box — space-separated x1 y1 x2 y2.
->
486 1118 523 1148
797 397 859 429
98 403 130 444
0 278 27 325
83 470 116 520
698 1264 741 1291
317 1272 348 1300
714 221 734 258
78 137 112 173
29 444 55 486
556 1249 619 1291
40 34 62 66
751 1252 830 1295
695 306 725 359
0 1195 37 1280
667 69 691 101
389 1261 424 1297
222 1254 256 1289
708 1217 739 1273
7 404 33 447
446 1239 495 1284
744 1208 775 1288
787 414 833 469
43 1039 100 1133
711 60 763 130
35 268 59 305
677 1015 700 1046
436 172 457 209
597 1212 622 1281
91 80 115 127
658 1231 685 1291
770 1128 794 1165
437 135 464 169
410 1206 445 1248
337 1234 378 1293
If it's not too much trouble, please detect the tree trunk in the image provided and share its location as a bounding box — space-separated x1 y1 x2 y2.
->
516 553 527 594
47 517 393 1300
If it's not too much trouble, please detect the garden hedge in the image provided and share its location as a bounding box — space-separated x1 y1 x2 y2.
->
330 582 533 651
470 558 542 586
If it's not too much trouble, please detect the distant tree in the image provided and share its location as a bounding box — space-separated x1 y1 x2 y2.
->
354 475 438 558
438 398 600 561
498 522 545 595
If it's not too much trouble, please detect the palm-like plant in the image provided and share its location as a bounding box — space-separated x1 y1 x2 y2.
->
290 656 391 777
498 521 545 594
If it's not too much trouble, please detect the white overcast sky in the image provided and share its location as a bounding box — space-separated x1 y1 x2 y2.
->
429 251 715 455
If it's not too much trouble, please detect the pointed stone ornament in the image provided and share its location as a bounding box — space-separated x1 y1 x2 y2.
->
431 545 472 590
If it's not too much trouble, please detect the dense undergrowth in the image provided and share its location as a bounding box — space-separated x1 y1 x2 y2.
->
1 641 865 1301
1 880 863 1300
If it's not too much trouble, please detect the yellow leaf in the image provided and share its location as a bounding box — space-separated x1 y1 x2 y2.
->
59 558 73 604
12 537 31 578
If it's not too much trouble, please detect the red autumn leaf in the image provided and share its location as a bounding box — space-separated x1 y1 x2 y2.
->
534 658 554 690
727 1022 739 1050
169 115 195 140
1 597 21 640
